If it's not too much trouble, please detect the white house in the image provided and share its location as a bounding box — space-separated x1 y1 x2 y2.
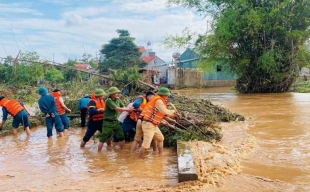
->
139 43 168 78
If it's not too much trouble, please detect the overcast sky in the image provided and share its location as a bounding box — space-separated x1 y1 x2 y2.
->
0 0 209 63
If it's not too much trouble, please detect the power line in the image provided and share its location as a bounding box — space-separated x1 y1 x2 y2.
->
1 42 8 56
23 33 35 52
10 24 20 51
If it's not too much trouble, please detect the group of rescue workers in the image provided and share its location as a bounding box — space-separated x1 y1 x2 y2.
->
0 86 181 159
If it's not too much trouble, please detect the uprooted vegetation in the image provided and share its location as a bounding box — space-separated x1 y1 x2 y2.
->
161 94 244 148
0 68 245 148
85 88 244 149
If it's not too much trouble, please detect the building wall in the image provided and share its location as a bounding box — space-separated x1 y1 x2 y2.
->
179 48 235 82
144 56 168 78
167 67 204 88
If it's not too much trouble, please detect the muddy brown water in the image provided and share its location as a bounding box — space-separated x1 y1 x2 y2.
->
0 128 178 191
176 88 310 191
1 88 310 191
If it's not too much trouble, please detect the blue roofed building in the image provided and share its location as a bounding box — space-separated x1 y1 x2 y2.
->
174 48 236 87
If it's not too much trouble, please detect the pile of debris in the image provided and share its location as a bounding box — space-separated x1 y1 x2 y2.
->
65 90 244 149
161 94 244 148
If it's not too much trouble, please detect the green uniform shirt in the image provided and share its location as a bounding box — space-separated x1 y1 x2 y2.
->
104 98 124 120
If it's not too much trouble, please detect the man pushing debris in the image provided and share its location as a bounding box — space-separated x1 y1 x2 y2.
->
138 87 181 159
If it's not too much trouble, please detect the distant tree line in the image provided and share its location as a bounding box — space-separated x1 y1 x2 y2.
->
0 52 97 87
0 29 146 88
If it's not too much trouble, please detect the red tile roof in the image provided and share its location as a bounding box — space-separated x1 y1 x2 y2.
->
139 46 146 53
142 56 155 63
74 63 91 70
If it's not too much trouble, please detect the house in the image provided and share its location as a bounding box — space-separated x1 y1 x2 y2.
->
74 63 92 70
139 42 168 78
168 48 236 87
74 63 94 79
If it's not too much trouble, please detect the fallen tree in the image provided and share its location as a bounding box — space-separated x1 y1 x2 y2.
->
66 89 244 148
0 61 244 149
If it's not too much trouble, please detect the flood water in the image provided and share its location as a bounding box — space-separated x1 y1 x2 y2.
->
0 128 177 191
1 88 310 191
176 88 310 191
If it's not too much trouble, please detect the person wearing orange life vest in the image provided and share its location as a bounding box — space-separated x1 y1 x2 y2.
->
112 91 155 144
80 89 106 148
129 91 156 153
0 96 31 136
138 87 181 159
51 89 71 135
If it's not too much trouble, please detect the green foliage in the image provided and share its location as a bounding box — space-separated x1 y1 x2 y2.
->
291 80 310 93
62 76 107 99
15 63 44 86
19 52 40 64
162 28 197 49
11 89 38 103
0 52 44 87
167 0 310 93
63 61 82 82
66 59 77 66
98 29 146 72
111 67 144 95
0 64 8 83
44 67 64 85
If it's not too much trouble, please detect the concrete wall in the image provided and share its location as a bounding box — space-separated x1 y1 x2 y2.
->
168 67 204 88
167 67 176 85
168 67 236 87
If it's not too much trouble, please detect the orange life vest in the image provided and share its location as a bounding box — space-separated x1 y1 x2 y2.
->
129 96 147 122
0 98 24 116
140 95 167 125
87 94 105 121
51 92 65 115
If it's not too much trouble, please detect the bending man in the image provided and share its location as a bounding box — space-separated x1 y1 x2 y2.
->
80 89 106 148
138 87 180 159
0 96 31 136
98 87 133 152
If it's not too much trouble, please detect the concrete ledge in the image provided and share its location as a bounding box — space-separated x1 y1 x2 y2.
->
177 140 198 182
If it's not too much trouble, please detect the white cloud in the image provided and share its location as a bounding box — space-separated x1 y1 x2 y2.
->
62 7 109 18
0 1 209 63
64 13 86 26
0 3 43 16
40 0 80 6
120 0 167 13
